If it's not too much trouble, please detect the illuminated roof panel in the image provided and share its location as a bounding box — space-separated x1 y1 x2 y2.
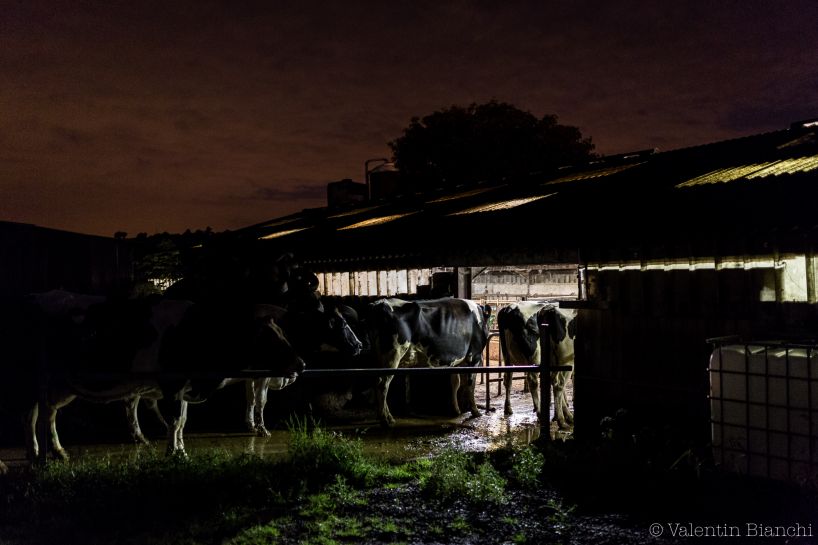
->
339 212 415 230
426 186 497 204
260 217 300 229
259 228 308 240
745 156 818 178
677 155 818 187
448 193 555 216
327 205 383 219
544 162 643 185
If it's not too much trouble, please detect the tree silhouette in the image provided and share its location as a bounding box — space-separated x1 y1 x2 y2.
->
389 100 595 193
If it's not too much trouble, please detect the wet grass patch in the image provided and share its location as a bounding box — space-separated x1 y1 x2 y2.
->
5 416 812 545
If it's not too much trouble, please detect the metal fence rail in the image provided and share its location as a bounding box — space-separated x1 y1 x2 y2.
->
36 361 571 461
33 319 568 460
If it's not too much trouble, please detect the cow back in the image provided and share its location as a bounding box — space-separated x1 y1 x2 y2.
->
368 298 488 367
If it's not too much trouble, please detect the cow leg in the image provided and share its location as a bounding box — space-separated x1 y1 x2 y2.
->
0 459 7 474
162 398 188 457
449 374 463 416
527 372 541 416
503 371 514 416
376 342 409 427
176 401 188 453
465 373 481 418
562 371 574 427
376 375 396 427
244 380 257 433
253 379 270 437
552 370 573 429
126 396 150 445
45 399 72 461
24 404 39 461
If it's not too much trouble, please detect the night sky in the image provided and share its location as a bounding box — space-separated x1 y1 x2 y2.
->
2 1 817 237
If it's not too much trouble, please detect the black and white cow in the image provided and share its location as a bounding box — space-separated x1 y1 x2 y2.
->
497 301 575 428
367 297 491 427
0 290 105 472
0 293 305 467
127 299 362 440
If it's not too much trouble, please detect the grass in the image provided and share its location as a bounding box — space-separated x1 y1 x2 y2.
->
0 419 434 544
0 425 535 545
419 447 507 505
6 415 805 545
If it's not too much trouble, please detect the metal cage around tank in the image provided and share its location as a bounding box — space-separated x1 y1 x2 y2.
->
708 337 818 485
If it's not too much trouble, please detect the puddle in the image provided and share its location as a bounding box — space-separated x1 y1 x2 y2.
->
0 377 573 468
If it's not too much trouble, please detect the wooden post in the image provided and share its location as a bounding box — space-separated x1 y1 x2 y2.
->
457 267 472 299
806 249 816 304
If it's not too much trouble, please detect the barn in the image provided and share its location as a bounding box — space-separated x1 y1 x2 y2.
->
195 119 818 484
0 221 132 297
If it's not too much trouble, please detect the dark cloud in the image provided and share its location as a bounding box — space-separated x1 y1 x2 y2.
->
248 184 327 202
1 0 817 236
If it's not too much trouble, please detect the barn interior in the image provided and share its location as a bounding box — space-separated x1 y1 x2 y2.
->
2 119 817 486
186 118 818 484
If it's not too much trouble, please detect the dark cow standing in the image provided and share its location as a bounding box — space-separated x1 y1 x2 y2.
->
153 257 359 437
0 290 105 471
367 298 491 427
497 301 575 428
0 292 305 468
127 300 362 440
223 302 362 436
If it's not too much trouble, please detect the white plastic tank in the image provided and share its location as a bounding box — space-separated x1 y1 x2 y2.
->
709 343 817 483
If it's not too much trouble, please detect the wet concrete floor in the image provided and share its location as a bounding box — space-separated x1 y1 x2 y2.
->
0 375 573 468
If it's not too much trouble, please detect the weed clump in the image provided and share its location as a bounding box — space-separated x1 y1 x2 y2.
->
510 445 544 490
286 416 375 490
420 448 507 505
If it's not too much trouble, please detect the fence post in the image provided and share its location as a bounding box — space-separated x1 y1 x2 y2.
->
538 319 552 442
484 336 491 411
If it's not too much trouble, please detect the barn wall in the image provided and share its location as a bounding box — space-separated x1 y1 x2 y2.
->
0 222 132 297
576 267 818 442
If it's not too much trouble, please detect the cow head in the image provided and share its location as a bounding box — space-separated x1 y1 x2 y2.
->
283 300 364 358
321 306 363 357
253 316 307 379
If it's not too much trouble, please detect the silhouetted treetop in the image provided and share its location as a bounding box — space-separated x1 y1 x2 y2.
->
389 100 595 192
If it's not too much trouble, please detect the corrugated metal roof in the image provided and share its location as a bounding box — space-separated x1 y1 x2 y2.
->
327 204 384 219
426 186 498 203
231 123 818 268
338 212 417 230
544 162 644 185
677 154 818 188
258 227 308 240
258 217 301 229
448 193 555 215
